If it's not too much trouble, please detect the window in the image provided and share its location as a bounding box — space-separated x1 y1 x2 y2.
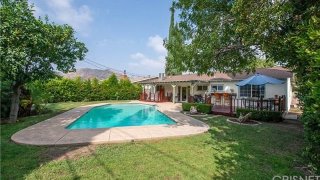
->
239 85 265 98
211 84 224 92
197 85 208 91
239 84 251 97
252 85 265 98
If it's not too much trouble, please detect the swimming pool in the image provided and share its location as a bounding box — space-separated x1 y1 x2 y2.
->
67 104 176 129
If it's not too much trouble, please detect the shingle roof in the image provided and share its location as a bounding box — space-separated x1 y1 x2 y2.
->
138 67 293 84
228 67 293 81
138 74 215 84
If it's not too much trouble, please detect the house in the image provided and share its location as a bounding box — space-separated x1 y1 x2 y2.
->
138 67 294 113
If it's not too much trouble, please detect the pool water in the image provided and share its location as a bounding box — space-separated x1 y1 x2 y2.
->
67 104 176 129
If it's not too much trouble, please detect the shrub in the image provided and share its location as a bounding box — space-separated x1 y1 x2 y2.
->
302 111 320 173
28 74 142 103
0 80 12 120
236 108 282 122
182 103 212 114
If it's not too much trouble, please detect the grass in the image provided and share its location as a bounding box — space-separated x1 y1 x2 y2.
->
1 101 306 179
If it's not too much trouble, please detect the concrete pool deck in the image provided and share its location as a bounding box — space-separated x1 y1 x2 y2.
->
11 101 209 146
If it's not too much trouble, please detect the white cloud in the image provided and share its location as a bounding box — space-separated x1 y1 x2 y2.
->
31 0 93 35
129 53 165 74
147 35 167 54
129 35 168 75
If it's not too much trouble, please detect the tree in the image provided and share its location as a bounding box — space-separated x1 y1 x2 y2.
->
173 0 320 172
164 2 185 75
104 74 119 100
0 0 87 122
90 78 102 101
292 16 320 172
106 73 119 87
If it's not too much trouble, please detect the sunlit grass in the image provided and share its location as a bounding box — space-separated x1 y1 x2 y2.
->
1 101 305 179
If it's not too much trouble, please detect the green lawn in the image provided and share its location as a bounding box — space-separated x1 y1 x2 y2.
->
1 101 306 179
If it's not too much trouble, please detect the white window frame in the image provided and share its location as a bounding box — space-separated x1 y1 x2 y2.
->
211 84 224 92
239 84 265 98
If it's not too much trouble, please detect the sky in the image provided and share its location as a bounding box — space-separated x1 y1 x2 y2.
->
30 0 173 76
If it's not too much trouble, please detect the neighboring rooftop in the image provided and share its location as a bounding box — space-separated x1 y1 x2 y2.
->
138 67 293 84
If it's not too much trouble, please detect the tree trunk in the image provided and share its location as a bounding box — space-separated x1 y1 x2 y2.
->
9 85 21 123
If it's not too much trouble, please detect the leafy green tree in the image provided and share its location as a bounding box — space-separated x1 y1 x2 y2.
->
90 78 102 101
74 76 84 101
0 80 13 120
254 58 275 68
173 0 319 172
164 2 185 75
106 74 119 87
118 79 141 100
27 80 50 105
102 74 118 100
292 16 320 172
0 0 87 122
45 77 63 103
83 79 92 101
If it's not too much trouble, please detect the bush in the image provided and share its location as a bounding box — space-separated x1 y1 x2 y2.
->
302 111 320 173
236 108 282 122
28 74 142 103
182 103 212 114
0 80 12 121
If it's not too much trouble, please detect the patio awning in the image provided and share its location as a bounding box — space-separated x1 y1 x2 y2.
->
236 73 284 86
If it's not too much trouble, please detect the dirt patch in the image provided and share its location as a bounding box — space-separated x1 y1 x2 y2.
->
41 145 98 162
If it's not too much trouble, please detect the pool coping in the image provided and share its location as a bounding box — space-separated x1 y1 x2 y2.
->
11 101 209 146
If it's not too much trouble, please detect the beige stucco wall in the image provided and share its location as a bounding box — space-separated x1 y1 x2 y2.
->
265 83 286 98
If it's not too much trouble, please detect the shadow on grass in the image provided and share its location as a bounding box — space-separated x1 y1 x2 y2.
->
202 115 305 179
1 112 61 179
1 101 126 179
65 154 81 180
87 146 116 178
54 146 115 180
1 109 305 179
205 122 241 179
141 142 212 178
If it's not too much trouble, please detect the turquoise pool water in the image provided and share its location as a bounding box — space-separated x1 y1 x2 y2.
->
67 104 176 129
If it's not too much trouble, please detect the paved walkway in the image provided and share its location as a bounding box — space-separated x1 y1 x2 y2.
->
11 102 209 146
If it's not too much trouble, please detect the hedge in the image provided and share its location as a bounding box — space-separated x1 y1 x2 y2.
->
27 74 142 103
236 108 283 122
182 103 212 114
